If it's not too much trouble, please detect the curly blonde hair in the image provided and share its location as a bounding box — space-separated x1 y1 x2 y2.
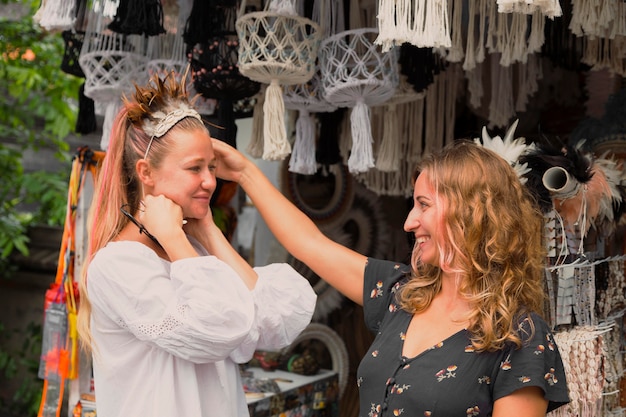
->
77 72 207 353
398 141 546 352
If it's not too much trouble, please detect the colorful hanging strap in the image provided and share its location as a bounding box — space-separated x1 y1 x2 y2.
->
37 147 104 417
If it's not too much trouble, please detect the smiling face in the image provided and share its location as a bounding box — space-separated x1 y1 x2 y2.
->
403 171 444 267
145 128 217 219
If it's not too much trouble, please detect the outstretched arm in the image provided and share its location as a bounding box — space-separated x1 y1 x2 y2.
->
212 139 367 305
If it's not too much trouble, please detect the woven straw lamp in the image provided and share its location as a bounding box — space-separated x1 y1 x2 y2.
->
236 0 323 160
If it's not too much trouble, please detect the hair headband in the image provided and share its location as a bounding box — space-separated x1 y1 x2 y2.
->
142 102 202 160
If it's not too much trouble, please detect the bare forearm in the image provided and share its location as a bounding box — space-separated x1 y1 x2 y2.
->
238 162 366 304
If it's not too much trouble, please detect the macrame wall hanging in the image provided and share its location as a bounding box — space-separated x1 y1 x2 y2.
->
375 0 452 52
542 0 585 71
549 325 608 417
572 0 626 76
236 0 322 160
318 0 399 174
283 0 343 175
79 0 151 150
367 43 449 174
185 0 260 148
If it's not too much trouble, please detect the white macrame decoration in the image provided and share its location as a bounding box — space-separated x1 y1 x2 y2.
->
497 0 562 18
375 72 425 172
549 326 607 417
236 0 322 161
284 0 342 175
79 0 148 150
319 28 399 174
34 0 77 31
375 0 452 52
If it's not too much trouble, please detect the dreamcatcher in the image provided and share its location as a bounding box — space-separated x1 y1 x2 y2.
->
236 0 323 160
185 0 260 147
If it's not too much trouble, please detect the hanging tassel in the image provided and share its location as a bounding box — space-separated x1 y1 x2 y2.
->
36 0 77 31
289 110 318 174
347 100 375 174
75 82 97 134
100 100 122 151
262 79 291 160
246 92 265 158
375 103 400 172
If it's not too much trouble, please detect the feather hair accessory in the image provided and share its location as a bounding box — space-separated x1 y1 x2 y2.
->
474 119 535 183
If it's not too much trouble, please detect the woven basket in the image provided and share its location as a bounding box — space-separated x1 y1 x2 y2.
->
319 28 399 173
236 7 322 160
79 33 148 103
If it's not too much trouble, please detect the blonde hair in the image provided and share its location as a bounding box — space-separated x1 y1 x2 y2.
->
77 73 207 352
398 141 546 352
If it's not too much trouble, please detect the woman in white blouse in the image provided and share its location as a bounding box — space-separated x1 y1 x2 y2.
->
77 73 316 417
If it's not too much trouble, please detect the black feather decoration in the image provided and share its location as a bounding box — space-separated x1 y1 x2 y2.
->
519 136 593 213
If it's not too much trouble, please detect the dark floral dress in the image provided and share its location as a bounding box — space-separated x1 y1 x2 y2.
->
357 258 570 417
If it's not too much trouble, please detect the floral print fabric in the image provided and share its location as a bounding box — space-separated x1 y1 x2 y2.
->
357 258 570 417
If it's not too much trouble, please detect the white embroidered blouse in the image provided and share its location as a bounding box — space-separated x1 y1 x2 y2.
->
86 238 316 417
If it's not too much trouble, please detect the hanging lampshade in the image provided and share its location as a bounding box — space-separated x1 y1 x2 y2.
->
236 0 322 160
318 28 399 173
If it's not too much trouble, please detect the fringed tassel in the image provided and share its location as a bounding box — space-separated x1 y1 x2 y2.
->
262 80 291 161
443 0 464 63
289 110 318 175
376 0 451 51
100 100 121 151
348 100 375 173
75 82 97 135
246 92 265 158
36 0 76 31
375 104 400 172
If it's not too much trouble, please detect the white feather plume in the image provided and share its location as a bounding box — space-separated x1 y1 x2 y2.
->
474 119 535 183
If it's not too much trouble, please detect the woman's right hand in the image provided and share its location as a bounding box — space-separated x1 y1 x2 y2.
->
211 139 249 183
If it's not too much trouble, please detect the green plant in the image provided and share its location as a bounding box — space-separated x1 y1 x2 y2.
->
0 320 43 417
1 0 80 262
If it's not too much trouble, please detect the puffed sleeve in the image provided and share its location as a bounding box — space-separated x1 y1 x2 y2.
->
229 263 317 363
492 313 570 412
363 258 411 333
87 241 255 363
